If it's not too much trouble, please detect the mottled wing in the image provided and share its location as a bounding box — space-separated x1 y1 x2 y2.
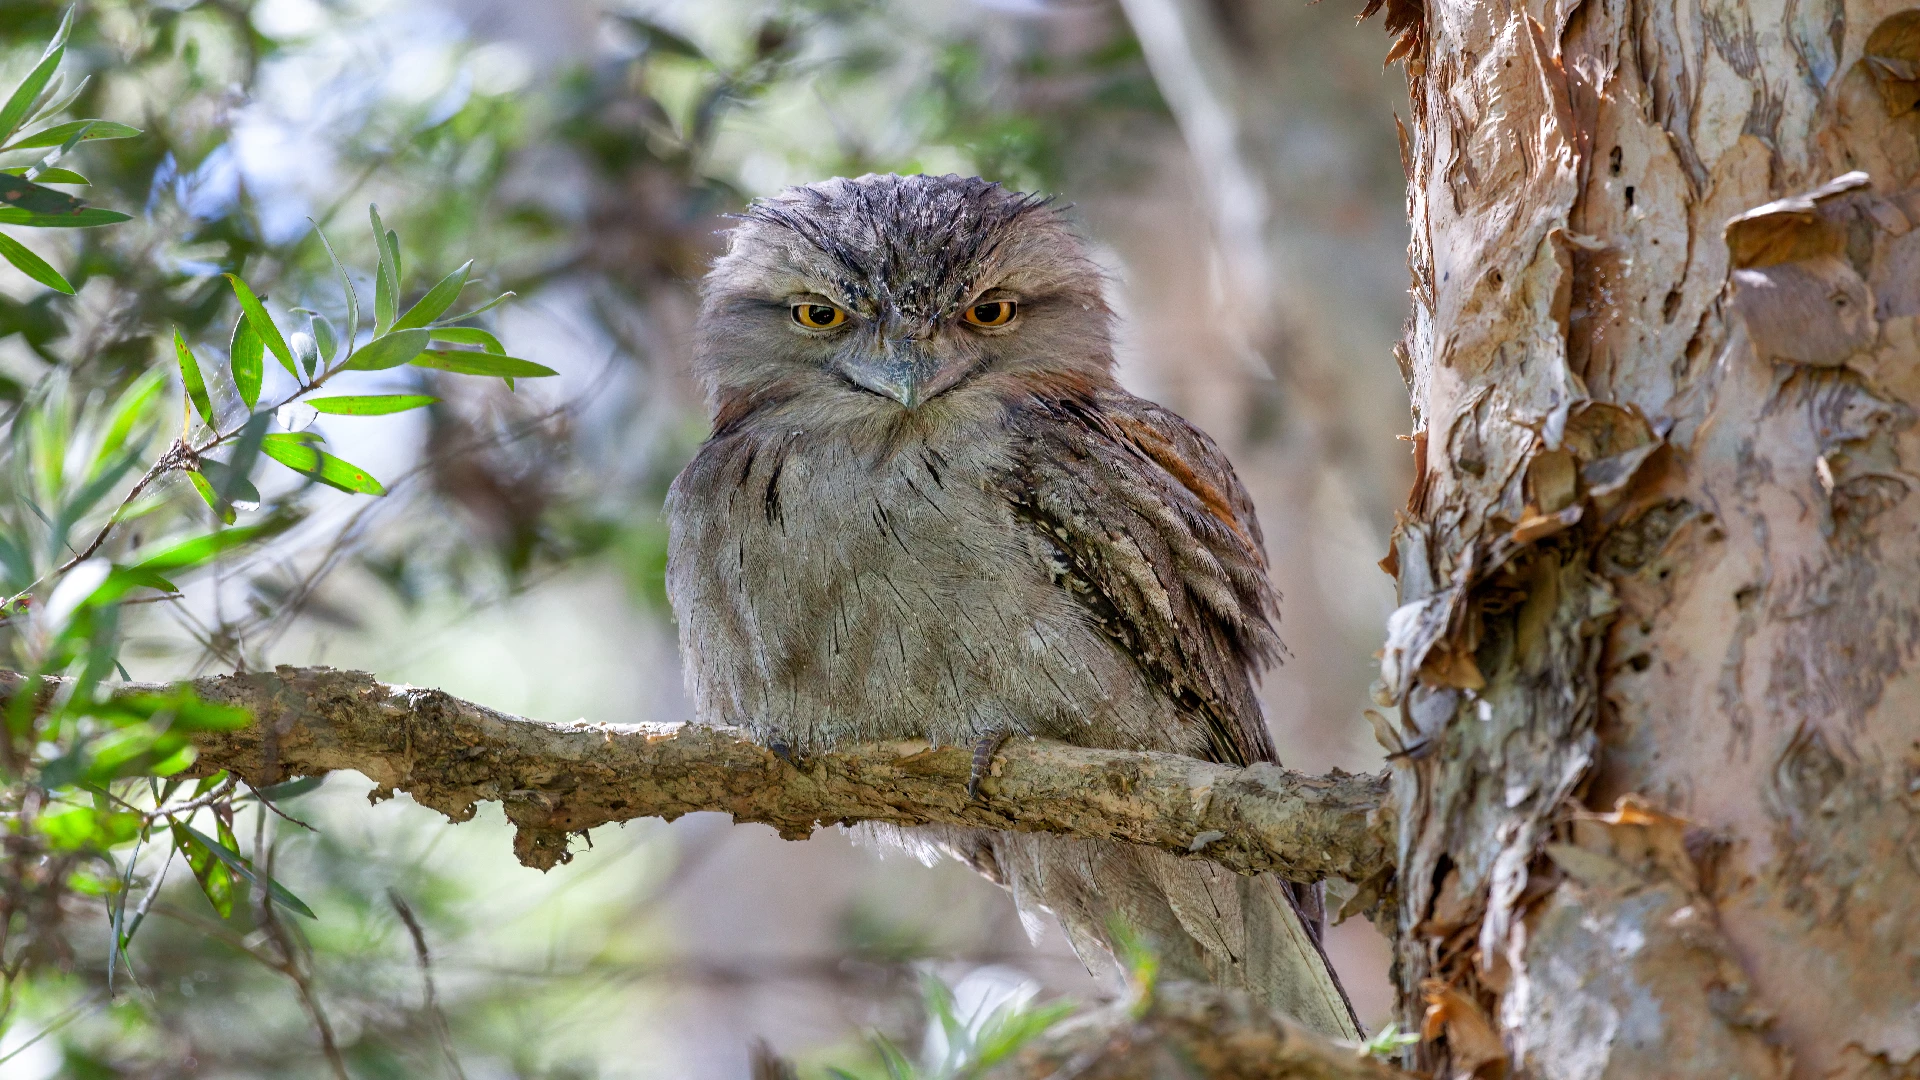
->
998 387 1284 766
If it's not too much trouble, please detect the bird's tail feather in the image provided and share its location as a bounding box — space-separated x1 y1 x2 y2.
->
934 830 1360 1039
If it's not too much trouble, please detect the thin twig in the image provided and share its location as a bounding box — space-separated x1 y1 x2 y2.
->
255 828 350 1080
0 990 107 1067
387 888 469 1080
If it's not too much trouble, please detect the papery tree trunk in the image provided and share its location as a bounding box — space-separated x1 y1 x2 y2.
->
1375 0 1920 1076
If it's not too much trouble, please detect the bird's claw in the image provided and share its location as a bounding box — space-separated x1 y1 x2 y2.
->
967 732 1009 801
770 740 804 769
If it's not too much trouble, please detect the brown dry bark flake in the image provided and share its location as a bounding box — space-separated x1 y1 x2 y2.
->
1368 0 1920 1076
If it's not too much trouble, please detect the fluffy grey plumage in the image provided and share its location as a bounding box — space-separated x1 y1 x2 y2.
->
665 174 1358 1036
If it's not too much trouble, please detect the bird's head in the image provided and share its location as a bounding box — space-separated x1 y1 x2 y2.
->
696 174 1111 428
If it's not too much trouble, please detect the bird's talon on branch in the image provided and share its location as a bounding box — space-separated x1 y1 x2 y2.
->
967 731 1009 801
770 740 803 770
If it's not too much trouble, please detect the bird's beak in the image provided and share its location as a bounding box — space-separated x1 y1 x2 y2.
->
838 335 969 409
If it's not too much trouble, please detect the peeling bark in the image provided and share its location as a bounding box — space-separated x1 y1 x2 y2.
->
0 667 1391 883
1372 0 1920 1076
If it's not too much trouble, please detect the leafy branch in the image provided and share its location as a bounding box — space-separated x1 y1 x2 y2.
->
0 7 137 296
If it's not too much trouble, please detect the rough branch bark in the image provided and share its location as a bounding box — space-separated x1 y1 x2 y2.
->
19 666 1391 881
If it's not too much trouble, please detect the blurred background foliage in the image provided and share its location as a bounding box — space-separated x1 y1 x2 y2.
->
0 0 1412 1076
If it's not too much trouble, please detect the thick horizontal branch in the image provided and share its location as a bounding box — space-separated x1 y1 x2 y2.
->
26 666 1393 881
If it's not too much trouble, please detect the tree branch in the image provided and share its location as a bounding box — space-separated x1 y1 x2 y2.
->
985 980 1413 1080
16 666 1393 882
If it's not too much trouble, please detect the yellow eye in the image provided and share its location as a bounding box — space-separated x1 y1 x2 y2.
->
963 300 1017 327
791 303 847 329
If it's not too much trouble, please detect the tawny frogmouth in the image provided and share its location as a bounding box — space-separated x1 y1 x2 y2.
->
666 173 1357 1037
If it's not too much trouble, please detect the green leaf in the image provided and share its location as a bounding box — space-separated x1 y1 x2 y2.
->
102 689 248 731
260 433 386 496
428 326 503 353
229 314 264 410
434 290 515 326
24 71 88 130
2 166 86 184
306 394 437 415
107 566 177 595
412 350 557 378
1 119 140 150
133 522 280 574
195 458 259 511
392 259 471 331
250 775 324 801
170 822 236 918
41 805 140 851
0 170 85 214
311 221 359 350
370 204 398 333
0 230 70 292
224 274 296 378
341 327 429 371
214 412 270 509
310 313 338 368
186 470 236 525
179 823 316 918
94 367 166 474
0 205 128 227
172 329 214 426
0 12 69 144
53 445 142 552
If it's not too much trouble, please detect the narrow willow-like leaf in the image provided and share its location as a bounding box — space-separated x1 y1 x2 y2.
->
172 329 213 426
311 221 359 352
94 368 166 476
186 470 236 525
0 119 140 150
179 823 317 918
170 822 236 919
0 171 84 214
224 274 296 378
260 434 386 496
310 314 338 368
342 327 429 371
433 290 515 326
0 230 71 292
23 118 96 185
427 326 503 353
195 458 259 511
411 350 557 378
133 521 281 572
4 166 86 185
52 447 142 552
24 71 87 130
229 313 263 409
217 412 270 510
349 326 435 372
370 205 398 333
0 205 127 227
306 394 438 416
0 13 69 144
392 259 471 331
